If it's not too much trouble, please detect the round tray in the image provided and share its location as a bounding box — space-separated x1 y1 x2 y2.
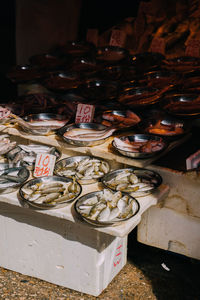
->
19 113 69 135
112 134 168 159
59 122 117 147
74 188 140 226
54 155 110 184
19 175 82 209
101 167 162 197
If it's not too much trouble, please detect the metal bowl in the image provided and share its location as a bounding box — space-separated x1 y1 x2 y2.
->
112 134 168 158
58 123 116 147
77 79 119 102
54 155 110 184
96 46 129 63
95 109 141 129
19 175 82 210
138 115 190 140
42 71 81 93
0 166 30 194
74 189 140 226
162 94 200 117
20 113 69 135
101 167 162 197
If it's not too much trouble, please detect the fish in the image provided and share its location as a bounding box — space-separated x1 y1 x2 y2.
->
21 179 81 206
55 157 110 182
0 134 17 155
104 170 156 197
63 128 116 141
77 189 139 223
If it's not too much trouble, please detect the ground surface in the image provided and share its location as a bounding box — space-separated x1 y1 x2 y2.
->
0 230 199 300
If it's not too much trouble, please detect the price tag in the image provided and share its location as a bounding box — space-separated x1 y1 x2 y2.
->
150 37 166 55
186 149 200 170
75 103 95 123
185 39 200 57
0 106 11 119
86 28 99 47
33 153 56 178
109 29 126 47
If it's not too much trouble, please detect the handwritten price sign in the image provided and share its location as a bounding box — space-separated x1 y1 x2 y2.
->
33 153 56 178
0 106 11 119
75 103 95 123
109 29 126 47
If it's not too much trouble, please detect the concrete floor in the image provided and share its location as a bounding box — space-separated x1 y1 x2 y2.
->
0 229 199 300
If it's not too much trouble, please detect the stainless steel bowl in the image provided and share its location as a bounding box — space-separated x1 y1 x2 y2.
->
101 167 162 197
0 166 30 194
19 175 82 210
74 189 140 226
112 134 168 158
54 155 110 184
58 122 116 147
20 113 69 135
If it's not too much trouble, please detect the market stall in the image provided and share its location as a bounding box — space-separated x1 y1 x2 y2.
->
1 0 200 296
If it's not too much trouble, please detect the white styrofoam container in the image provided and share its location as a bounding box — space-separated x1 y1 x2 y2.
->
137 206 200 260
0 201 127 297
137 166 200 260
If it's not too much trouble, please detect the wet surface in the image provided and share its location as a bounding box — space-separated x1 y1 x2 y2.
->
0 229 199 299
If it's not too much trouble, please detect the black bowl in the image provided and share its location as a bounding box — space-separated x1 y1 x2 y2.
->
77 79 119 102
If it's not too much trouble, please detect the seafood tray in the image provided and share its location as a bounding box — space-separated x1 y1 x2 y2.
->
101 167 162 198
0 165 30 194
6 143 61 170
15 113 69 135
112 134 168 159
95 110 141 129
59 122 116 147
75 188 140 226
19 175 82 209
54 155 110 184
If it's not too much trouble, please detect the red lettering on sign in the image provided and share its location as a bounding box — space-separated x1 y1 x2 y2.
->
75 103 95 123
33 153 56 177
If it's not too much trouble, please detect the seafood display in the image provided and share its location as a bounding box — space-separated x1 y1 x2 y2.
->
97 110 141 128
0 135 17 155
19 176 82 209
140 119 185 137
12 113 69 135
54 156 110 184
75 188 140 226
60 123 117 146
0 166 30 194
6 143 60 169
101 168 162 197
113 135 167 158
162 94 200 117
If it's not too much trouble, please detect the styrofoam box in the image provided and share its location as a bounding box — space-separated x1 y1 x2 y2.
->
138 165 200 260
137 206 200 260
0 201 127 297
